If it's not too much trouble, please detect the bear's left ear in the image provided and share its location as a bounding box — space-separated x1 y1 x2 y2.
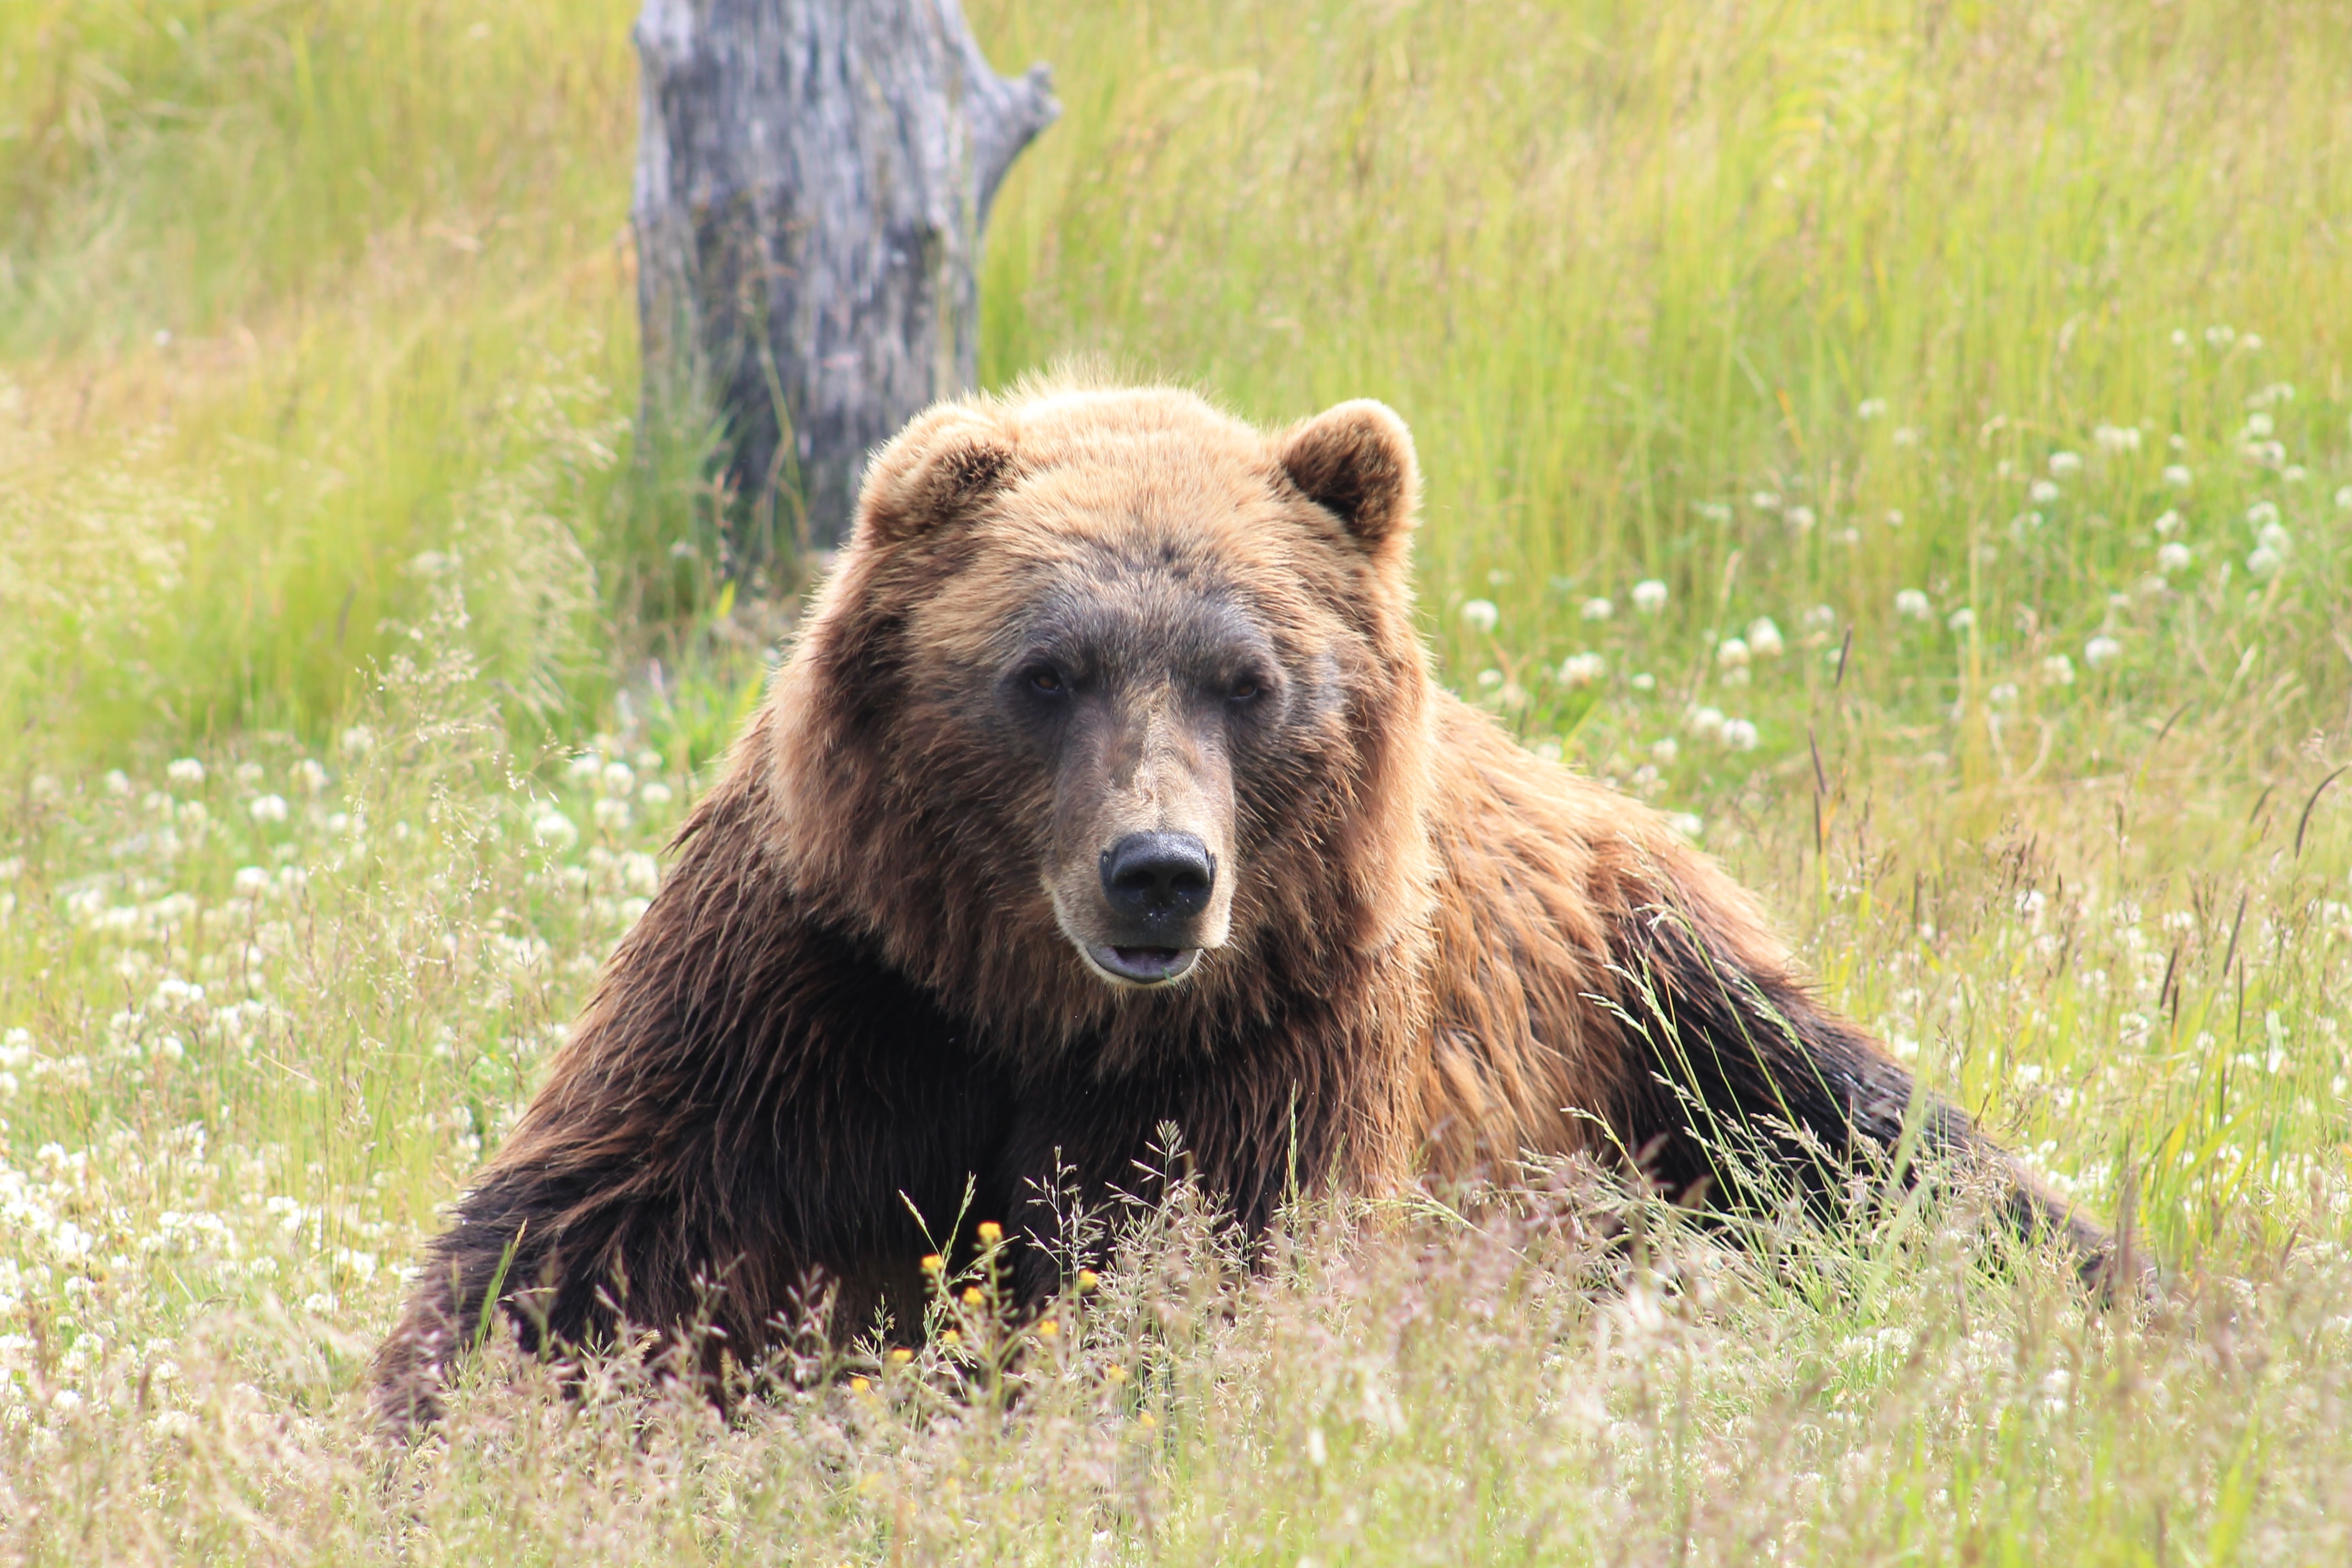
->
852 402 1020 549
1276 399 1420 555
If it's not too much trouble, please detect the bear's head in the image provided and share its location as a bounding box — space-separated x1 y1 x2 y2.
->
761 385 1438 1061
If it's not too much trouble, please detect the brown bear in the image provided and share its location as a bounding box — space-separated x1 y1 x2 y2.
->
373 384 2109 1425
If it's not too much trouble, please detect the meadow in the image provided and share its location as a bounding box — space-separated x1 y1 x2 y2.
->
2 0 2350 1560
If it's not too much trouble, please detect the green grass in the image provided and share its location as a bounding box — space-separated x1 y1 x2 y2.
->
3 0 2350 1560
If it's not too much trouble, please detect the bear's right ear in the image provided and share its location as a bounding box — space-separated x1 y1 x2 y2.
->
1276 399 1420 556
852 403 1020 549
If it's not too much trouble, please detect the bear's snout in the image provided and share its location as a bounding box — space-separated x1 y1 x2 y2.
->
1100 831 1215 922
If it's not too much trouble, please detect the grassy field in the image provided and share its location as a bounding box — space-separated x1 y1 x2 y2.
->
3 0 2351 1560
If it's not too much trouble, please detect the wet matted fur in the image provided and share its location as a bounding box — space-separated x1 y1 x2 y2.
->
373 384 2110 1426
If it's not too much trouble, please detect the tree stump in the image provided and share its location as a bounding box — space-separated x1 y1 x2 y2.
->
631 0 1058 565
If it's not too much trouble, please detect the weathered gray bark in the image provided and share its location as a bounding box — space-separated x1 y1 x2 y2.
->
632 0 1057 564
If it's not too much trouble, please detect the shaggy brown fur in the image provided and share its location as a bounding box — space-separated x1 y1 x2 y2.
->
373 384 2109 1426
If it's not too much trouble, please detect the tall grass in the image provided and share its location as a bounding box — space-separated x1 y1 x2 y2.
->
2 0 2351 1560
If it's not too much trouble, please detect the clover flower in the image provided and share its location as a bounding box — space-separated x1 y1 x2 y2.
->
1631 579 1668 614
2043 654 2077 685
1745 618 1784 657
1460 598 1500 634
1895 589 1932 620
2157 543 2191 574
2162 465 2192 489
1581 597 1613 622
1559 652 1606 687
166 759 205 787
2084 636 2122 668
2047 451 2082 477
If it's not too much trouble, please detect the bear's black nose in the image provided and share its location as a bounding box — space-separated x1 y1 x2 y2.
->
1101 832 1215 923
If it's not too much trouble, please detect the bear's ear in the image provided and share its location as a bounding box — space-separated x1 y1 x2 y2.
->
1276 399 1420 554
852 402 1019 549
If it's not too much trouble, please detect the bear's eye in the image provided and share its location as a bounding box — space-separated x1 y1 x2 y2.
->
1227 676 1264 704
1027 667 1065 695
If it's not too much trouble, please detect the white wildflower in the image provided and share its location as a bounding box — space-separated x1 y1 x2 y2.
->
1669 812 1703 840
1786 505 1816 531
2152 509 2182 535
339 726 375 755
2043 654 2077 685
166 759 205 787
2047 451 2082 477
247 794 290 824
1459 598 1500 635
1745 618 1784 657
2246 499 2279 527
1723 718 1760 751
1651 738 1679 764
2028 479 2061 504
592 798 633 831
2093 425 2142 454
2204 324 2235 348
1857 398 1887 420
1891 427 1920 447
1751 491 1782 512
1631 579 1668 614
291 758 328 794
1477 669 1503 688
2335 485 2352 511
532 811 579 848
640 781 674 807
1885 508 1904 526
601 761 636 797
2157 542 2192 574
1686 706 1727 742
1560 652 1607 687
1894 589 1932 620
104 770 132 796
2258 523 2290 554
2247 547 2282 579
2084 636 2122 668
2162 465 2192 489
1581 597 1613 622
1989 683 2018 706
1947 607 1977 633
1716 637 1750 669
565 753 603 783
2244 412 2274 438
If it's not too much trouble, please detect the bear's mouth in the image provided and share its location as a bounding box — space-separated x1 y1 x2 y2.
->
1086 944 1201 987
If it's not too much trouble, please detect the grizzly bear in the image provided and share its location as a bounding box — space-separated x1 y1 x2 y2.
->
373 384 2110 1425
